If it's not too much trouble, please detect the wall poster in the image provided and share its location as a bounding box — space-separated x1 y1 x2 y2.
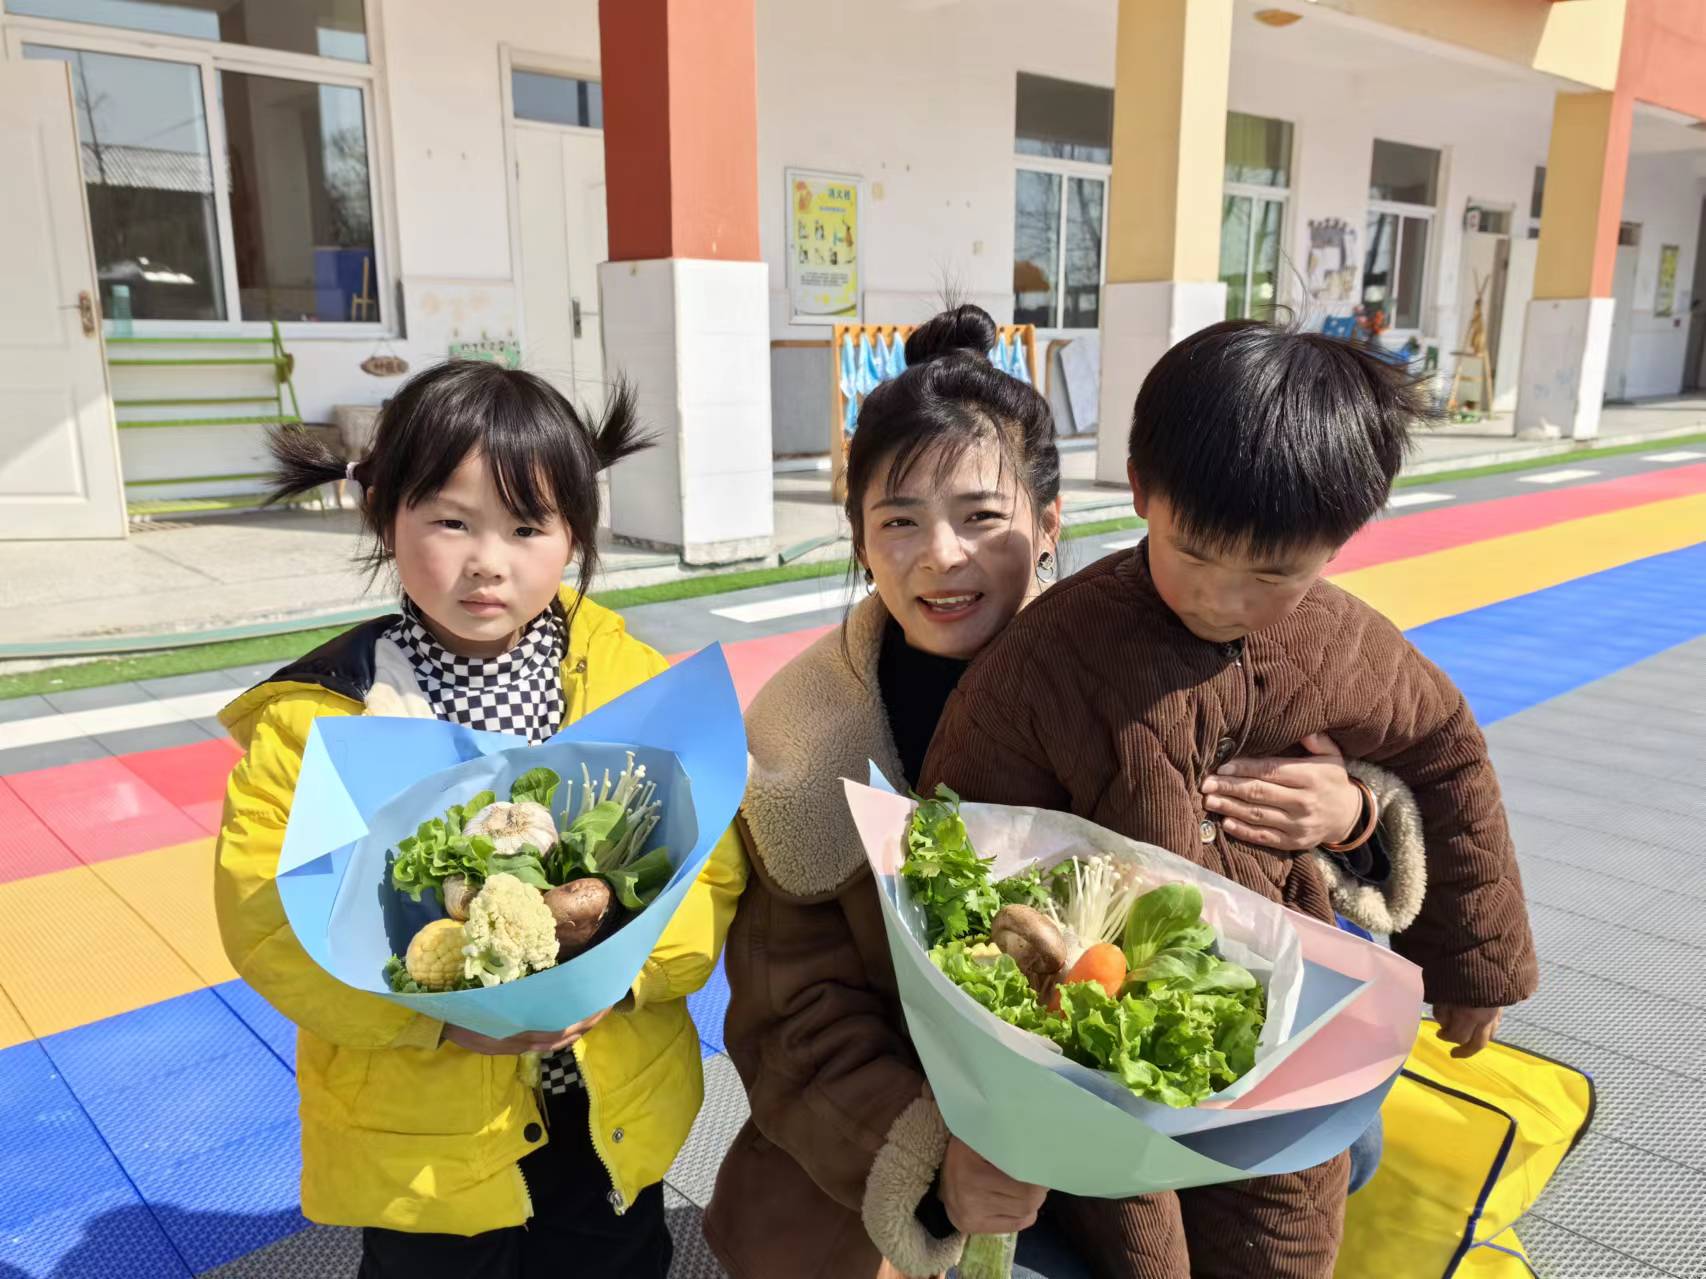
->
1656 244 1680 317
786 168 861 324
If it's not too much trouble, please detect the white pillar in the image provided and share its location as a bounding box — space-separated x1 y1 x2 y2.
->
601 258 774 564
1094 282 1228 484
1513 298 1614 441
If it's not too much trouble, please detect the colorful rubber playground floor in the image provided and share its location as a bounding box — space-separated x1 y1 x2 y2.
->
3 450 1705 1277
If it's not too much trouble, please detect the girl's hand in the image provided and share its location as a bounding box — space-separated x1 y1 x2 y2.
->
444 1007 611 1056
940 1137 1046 1236
1201 733 1363 851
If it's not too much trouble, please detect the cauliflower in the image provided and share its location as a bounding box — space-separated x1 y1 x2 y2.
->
461 872 559 987
400 918 468 992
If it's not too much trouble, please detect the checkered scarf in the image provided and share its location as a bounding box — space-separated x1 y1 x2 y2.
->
386 597 566 744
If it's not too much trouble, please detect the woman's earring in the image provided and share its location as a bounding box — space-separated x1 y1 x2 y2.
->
1036 549 1058 582
862 566 875 594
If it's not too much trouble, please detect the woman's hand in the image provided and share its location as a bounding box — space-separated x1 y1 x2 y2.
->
939 1137 1047 1236
443 1007 611 1056
1201 733 1363 851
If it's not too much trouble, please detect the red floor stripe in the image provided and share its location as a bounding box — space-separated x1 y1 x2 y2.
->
4 754 209 872
0 778 83 881
672 626 834 709
117 738 240 836
1334 461 1706 573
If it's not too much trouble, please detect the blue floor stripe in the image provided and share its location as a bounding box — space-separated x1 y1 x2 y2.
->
3 538 1702 1277
1406 542 1706 726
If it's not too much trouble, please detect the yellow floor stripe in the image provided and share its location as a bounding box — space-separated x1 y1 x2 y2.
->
1333 493 1706 629
0 986 32 1052
0 864 205 1040
89 838 237 989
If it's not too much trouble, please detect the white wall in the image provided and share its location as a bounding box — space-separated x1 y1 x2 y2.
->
1227 43 1554 367
1613 151 1706 400
754 0 1116 339
289 0 600 423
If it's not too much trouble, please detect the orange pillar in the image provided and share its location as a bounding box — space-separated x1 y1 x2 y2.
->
601 0 761 263
597 0 773 563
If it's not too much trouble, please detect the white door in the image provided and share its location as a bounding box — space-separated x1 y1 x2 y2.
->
1606 241 1640 402
515 125 609 415
0 61 125 540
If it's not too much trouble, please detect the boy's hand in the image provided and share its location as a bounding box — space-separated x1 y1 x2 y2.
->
939 1137 1047 1236
1434 1004 1502 1058
444 1007 611 1056
1202 733 1363 851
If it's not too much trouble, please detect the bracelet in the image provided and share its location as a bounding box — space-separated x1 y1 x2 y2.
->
1322 777 1379 853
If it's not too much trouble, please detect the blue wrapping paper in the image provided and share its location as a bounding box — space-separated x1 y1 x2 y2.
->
274 646 746 1038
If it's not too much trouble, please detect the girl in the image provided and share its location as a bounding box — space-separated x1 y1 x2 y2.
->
702 306 1423 1279
213 361 747 1278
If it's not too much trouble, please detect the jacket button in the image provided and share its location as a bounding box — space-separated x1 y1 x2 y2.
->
1214 736 1236 765
523 1123 542 1142
1199 819 1216 844
612 1127 625 1143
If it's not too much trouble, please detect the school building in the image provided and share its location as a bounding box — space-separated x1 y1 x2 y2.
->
3 0 1706 560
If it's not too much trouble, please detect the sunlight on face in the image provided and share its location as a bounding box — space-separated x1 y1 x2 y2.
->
859 436 1060 659
1131 469 1336 644
389 451 574 659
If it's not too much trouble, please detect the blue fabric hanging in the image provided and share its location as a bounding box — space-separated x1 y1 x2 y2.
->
861 332 884 398
1009 333 1032 384
840 333 860 435
886 330 908 380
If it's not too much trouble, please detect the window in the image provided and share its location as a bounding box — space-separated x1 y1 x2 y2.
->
1364 139 1440 332
512 70 602 128
1220 112 1292 320
24 44 225 322
7 0 367 60
11 1 385 329
221 73 377 322
1013 74 1109 329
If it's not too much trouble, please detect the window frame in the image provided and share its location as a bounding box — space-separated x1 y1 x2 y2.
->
1364 140 1442 339
2 3 398 339
1012 152 1109 334
1222 180 1291 321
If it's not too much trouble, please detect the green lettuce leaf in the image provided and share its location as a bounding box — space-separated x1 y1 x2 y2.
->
509 768 560 809
486 848 550 891
606 845 674 910
1121 883 1205 972
929 942 1064 1042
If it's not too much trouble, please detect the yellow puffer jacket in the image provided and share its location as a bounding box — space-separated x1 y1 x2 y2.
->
214 591 747 1235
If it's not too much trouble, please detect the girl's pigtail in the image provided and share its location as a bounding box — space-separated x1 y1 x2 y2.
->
586 377 656 471
266 425 356 506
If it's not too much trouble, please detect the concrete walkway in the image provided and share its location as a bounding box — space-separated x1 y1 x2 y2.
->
1 396 1702 655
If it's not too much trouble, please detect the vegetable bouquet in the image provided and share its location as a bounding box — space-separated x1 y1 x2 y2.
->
270 648 747 1039
842 776 1425 1279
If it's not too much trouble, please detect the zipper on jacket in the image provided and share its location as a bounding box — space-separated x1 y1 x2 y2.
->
573 1036 628 1216
514 1160 535 1223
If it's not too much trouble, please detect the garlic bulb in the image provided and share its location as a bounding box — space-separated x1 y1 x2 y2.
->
461 800 557 856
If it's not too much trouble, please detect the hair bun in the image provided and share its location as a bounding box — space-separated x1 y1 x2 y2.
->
904 304 998 367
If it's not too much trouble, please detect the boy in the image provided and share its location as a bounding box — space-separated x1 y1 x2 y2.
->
919 320 1537 1279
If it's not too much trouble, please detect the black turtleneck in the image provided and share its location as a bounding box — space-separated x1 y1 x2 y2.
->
877 617 971 789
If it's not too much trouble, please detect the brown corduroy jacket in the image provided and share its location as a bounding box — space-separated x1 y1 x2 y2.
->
921 544 1539 1011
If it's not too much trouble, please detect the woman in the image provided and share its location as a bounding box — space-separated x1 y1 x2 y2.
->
702 306 1422 1279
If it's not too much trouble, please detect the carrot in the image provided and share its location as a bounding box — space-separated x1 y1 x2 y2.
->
1048 942 1128 1012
